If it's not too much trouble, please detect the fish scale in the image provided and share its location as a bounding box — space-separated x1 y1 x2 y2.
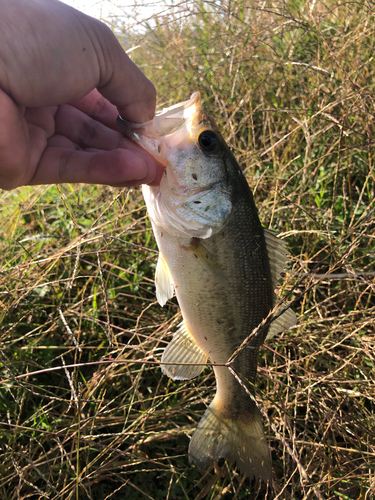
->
117 92 296 482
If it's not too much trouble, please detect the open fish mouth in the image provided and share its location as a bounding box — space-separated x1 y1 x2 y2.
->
117 92 206 164
117 91 201 137
152 91 202 137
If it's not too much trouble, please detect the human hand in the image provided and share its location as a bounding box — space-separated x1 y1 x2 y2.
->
0 0 164 191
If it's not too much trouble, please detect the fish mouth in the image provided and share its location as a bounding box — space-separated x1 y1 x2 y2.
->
117 92 204 165
117 91 201 136
153 91 202 137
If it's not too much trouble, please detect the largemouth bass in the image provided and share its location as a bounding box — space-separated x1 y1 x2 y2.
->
117 92 296 481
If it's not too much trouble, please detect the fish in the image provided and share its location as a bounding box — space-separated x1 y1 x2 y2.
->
117 92 296 482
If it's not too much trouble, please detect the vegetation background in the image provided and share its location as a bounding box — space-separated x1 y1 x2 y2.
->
1 0 374 498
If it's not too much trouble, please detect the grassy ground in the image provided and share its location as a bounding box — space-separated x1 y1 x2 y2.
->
1 1 375 498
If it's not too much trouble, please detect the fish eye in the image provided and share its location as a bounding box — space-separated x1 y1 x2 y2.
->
198 130 219 154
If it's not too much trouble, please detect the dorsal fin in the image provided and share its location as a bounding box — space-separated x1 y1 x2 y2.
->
263 228 288 284
161 321 208 380
155 252 175 307
264 228 297 337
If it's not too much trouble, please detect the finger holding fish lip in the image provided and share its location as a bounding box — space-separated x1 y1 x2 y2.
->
117 92 206 162
29 147 163 187
117 114 168 165
34 103 165 186
56 104 151 154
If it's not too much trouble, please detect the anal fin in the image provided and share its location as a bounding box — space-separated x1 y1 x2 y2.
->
161 321 208 380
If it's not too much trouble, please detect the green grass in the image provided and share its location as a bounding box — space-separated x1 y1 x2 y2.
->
1 1 375 498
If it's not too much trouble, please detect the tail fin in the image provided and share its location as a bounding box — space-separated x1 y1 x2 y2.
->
189 397 272 482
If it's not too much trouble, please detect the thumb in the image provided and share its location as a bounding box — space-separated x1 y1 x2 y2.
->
95 26 157 123
0 0 156 123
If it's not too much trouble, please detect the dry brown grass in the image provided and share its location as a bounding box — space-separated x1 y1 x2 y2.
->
1 1 375 498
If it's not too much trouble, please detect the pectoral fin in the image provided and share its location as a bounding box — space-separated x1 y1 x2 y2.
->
155 252 175 307
161 321 208 380
184 239 230 290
